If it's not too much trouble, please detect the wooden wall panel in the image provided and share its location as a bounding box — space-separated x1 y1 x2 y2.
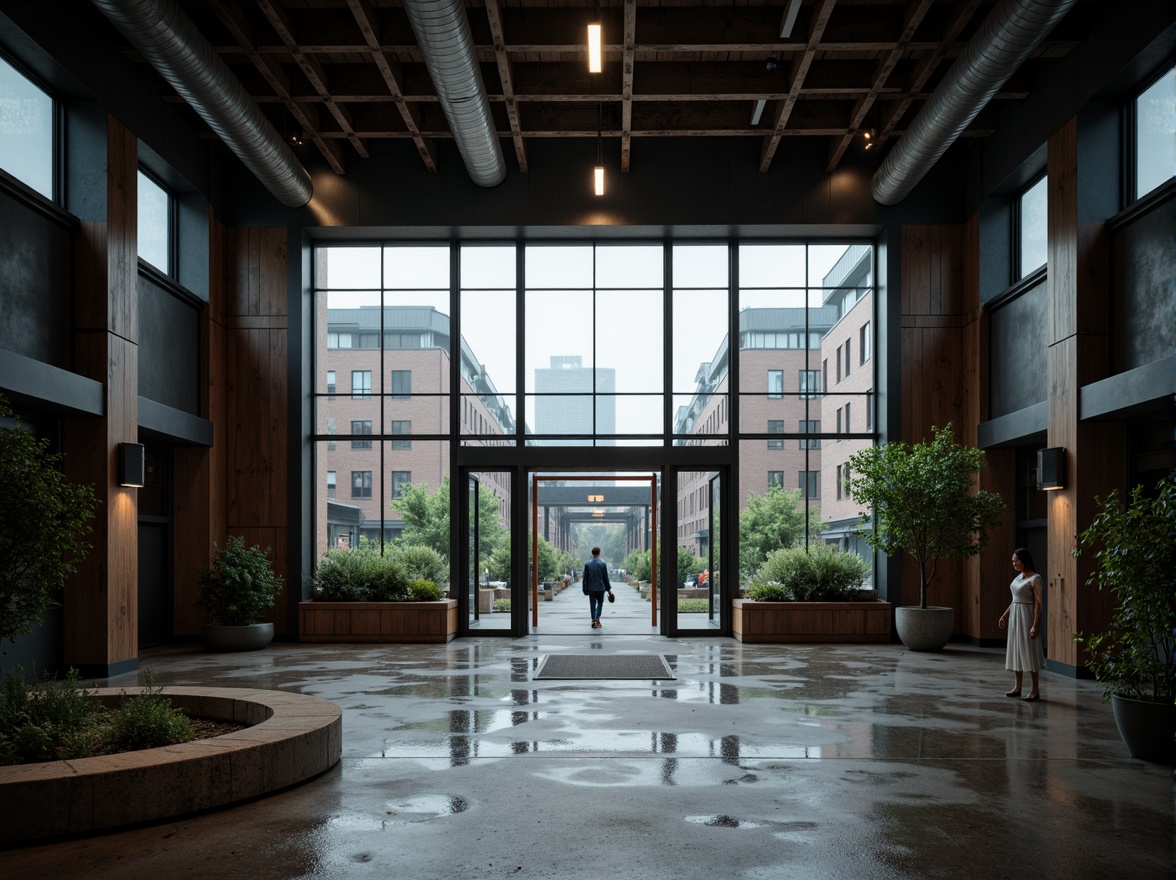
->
1048 118 1079 345
900 225 972 628
62 119 140 670
1045 116 1121 670
173 212 229 637
220 227 292 635
107 118 136 343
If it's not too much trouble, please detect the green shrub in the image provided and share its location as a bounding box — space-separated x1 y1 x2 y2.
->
366 555 410 601
0 666 99 764
753 544 871 601
390 545 449 586
196 536 283 625
408 579 443 601
311 548 409 601
0 666 193 765
677 598 709 612
106 670 194 751
746 582 789 601
492 598 511 612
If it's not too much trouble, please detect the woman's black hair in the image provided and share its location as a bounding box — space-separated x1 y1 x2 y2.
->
1013 547 1037 572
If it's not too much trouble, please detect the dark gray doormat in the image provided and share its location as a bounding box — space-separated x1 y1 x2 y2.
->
534 654 676 680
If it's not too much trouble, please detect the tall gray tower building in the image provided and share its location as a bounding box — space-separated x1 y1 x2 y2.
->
534 356 615 444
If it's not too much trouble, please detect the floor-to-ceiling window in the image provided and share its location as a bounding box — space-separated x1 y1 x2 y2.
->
312 240 877 605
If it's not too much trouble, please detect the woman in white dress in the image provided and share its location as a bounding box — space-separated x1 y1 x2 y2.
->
998 547 1045 701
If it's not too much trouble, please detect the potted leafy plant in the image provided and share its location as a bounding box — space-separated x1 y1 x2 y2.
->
1075 476 1175 763
847 423 1006 651
196 536 283 651
0 395 97 650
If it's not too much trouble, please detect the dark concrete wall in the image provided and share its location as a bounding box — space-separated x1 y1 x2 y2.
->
138 274 200 414
219 133 968 233
0 190 73 368
1111 195 1176 373
989 281 1048 418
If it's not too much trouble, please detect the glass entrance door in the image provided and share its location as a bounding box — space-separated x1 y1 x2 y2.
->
463 470 512 632
671 468 726 633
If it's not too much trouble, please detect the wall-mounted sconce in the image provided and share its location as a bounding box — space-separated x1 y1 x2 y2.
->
119 442 146 488
1037 447 1065 491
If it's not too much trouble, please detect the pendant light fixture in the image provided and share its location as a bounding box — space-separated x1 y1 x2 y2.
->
587 2 602 73
594 103 605 196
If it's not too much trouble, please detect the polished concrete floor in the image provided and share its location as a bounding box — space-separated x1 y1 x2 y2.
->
5 631 1171 879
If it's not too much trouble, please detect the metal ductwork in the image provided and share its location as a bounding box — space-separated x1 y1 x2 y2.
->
403 0 506 187
871 0 1078 206
91 0 312 208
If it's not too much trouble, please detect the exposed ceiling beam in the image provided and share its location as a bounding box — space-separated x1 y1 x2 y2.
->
759 0 838 172
256 0 368 159
485 0 528 171
825 0 936 172
621 0 636 172
207 0 345 174
346 0 438 173
876 0 986 148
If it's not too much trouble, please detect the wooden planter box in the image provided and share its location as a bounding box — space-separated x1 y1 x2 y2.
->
299 600 458 643
732 599 892 643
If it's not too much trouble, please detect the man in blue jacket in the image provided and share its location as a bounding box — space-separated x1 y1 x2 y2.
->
582 547 613 629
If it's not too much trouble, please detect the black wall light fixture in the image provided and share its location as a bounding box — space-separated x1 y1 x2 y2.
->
119 442 146 488
1037 447 1065 491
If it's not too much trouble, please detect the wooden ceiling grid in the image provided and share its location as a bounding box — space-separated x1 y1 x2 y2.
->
158 0 1091 176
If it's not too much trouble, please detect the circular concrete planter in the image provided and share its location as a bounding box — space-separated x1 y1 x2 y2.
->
203 622 274 651
895 606 954 651
0 687 341 844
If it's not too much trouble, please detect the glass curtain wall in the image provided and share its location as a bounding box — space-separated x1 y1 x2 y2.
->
524 245 664 445
313 242 877 600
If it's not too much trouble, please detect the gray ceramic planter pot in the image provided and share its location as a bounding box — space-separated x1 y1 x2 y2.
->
1110 694 1176 764
202 622 275 652
894 606 953 651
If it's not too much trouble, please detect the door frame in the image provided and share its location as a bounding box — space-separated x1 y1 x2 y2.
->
456 458 732 638
529 472 660 631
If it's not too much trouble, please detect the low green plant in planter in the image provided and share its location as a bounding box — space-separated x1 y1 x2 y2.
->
0 395 97 649
197 537 283 651
750 544 872 601
0 666 193 765
311 547 410 601
1074 476 1175 763
408 579 443 601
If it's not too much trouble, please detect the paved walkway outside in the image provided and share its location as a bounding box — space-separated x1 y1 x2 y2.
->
3 635 1169 879
473 578 714 635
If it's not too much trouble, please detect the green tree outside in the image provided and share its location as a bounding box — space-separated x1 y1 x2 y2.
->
738 485 824 578
390 476 508 564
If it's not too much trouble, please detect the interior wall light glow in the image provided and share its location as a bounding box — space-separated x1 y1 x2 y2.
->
587 22 602 73
594 103 605 196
